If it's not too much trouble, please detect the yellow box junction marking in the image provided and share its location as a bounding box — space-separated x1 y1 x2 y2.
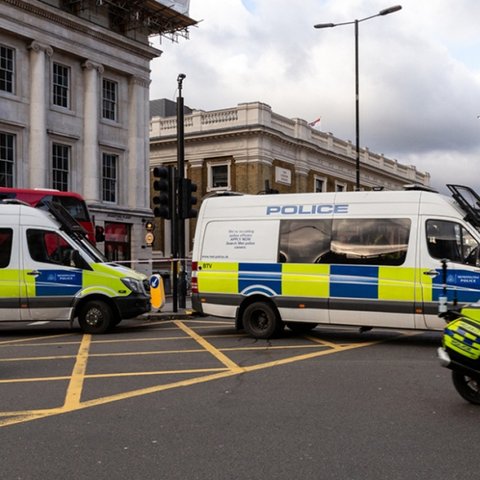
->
0 322 405 428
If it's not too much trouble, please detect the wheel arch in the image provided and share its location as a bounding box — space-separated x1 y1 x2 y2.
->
235 294 281 330
72 294 120 322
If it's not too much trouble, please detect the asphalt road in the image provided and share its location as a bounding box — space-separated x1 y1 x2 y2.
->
0 317 478 480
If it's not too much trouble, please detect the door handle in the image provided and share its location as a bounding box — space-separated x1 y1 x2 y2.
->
27 270 40 276
423 269 439 278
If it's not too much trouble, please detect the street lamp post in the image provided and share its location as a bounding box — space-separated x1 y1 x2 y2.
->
314 5 402 191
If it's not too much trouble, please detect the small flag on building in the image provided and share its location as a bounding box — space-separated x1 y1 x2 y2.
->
308 117 321 127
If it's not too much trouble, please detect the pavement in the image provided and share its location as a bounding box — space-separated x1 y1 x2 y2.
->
145 295 196 320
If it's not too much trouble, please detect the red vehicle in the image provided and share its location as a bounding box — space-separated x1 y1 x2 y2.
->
0 187 96 244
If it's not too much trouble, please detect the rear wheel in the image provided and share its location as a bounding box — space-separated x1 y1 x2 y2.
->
452 371 480 405
78 300 113 334
242 301 283 339
286 322 318 333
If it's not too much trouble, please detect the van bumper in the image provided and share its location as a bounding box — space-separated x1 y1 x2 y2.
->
116 294 151 319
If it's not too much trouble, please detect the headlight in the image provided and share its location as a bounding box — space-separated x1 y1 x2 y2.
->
121 277 143 294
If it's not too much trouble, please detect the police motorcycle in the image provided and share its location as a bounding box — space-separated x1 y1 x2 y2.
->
437 259 480 404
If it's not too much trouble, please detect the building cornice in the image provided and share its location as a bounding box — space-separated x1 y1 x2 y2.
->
2 0 161 60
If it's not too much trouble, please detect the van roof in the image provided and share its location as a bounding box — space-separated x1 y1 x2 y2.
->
199 189 464 220
0 202 59 227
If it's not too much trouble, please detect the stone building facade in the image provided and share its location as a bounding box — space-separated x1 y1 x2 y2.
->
0 0 195 274
150 100 430 256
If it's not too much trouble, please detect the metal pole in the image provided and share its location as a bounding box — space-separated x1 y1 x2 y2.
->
177 74 186 309
170 166 178 313
355 19 360 191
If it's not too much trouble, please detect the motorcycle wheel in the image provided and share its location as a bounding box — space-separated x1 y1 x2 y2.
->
451 371 480 405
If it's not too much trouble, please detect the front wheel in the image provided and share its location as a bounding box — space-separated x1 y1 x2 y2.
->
242 301 283 339
78 300 113 334
452 371 480 405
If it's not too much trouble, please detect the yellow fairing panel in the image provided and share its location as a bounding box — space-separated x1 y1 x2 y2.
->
378 267 416 301
282 263 330 297
198 262 239 294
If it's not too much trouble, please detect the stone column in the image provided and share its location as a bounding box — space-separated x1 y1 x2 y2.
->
28 41 52 187
82 60 104 202
128 75 150 209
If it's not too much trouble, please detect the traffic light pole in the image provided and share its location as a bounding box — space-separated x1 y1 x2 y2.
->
177 73 187 309
170 166 178 313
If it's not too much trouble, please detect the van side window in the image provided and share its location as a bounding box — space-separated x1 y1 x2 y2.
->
26 229 83 268
0 228 13 268
279 219 331 263
278 218 410 266
426 220 479 266
327 218 410 266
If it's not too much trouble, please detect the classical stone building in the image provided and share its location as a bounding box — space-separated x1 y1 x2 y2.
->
149 100 430 256
0 0 195 274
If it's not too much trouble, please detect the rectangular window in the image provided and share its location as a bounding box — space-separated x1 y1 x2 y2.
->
210 164 229 189
52 143 70 191
335 182 346 192
53 63 70 108
426 220 479 266
0 228 13 268
314 176 326 193
102 79 118 121
0 45 14 93
279 218 411 266
102 153 118 203
0 132 15 187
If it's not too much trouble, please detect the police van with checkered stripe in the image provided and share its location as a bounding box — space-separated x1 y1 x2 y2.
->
191 185 480 339
0 200 150 333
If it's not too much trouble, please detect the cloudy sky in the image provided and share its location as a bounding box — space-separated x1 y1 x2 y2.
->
150 0 480 192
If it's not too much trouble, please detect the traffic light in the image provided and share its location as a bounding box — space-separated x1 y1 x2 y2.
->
180 178 198 219
152 166 172 219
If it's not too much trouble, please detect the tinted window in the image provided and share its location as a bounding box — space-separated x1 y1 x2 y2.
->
0 228 12 268
278 218 411 266
426 220 479 266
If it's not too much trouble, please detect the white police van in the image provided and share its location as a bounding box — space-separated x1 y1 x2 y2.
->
191 185 480 338
0 200 150 333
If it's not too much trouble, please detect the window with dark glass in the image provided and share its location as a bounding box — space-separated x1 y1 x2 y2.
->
102 153 117 203
52 143 70 191
102 78 117 121
0 228 13 268
26 229 86 268
315 178 325 193
211 165 229 189
0 45 14 93
278 218 411 266
426 220 479 266
53 63 70 108
0 132 15 187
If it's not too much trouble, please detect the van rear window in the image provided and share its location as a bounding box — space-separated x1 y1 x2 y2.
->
279 218 411 266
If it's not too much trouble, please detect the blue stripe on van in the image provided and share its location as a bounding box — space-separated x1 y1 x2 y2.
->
432 269 480 303
239 263 282 296
35 270 82 296
330 265 378 299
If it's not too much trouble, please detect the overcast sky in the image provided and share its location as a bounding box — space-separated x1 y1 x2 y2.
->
150 0 480 193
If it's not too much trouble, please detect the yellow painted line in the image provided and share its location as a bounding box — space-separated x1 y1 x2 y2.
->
63 334 92 409
0 337 380 427
174 320 244 373
244 339 383 372
0 367 228 384
0 333 75 345
0 329 406 429
305 335 352 349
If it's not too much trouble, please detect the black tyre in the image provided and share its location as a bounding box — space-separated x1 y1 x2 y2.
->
78 300 113 334
286 322 318 333
242 301 283 339
452 371 480 405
